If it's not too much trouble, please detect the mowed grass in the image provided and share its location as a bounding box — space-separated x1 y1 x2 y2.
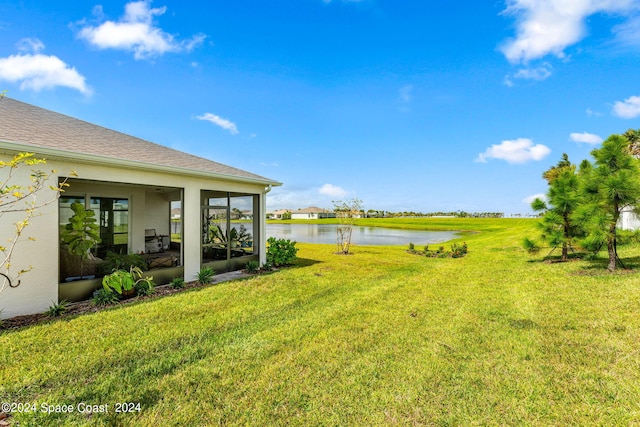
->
2 218 640 426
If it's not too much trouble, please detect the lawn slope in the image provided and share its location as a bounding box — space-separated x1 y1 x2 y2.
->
1 218 640 426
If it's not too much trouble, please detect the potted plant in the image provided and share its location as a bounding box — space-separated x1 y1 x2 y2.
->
61 202 101 279
102 266 153 299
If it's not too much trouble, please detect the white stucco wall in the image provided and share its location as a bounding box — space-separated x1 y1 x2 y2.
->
0 162 59 319
291 213 319 220
619 208 640 230
0 152 270 318
145 190 178 237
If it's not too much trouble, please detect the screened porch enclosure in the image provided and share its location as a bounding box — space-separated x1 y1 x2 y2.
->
201 190 260 268
58 179 183 301
57 180 265 302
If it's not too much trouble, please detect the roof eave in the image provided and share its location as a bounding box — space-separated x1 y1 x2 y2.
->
0 140 282 187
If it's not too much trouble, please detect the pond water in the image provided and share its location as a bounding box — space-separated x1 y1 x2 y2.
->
266 223 460 246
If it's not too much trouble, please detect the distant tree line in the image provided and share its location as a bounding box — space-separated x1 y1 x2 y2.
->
363 210 504 218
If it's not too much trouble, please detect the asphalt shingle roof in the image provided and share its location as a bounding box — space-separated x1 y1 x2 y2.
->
0 98 278 184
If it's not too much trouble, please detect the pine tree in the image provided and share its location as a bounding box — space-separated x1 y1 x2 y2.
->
527 154 581 261
576 134 640 271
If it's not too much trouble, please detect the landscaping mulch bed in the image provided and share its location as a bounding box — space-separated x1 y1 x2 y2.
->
1 271 252 332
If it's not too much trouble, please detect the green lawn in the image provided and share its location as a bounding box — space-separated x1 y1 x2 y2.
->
2 218 640 426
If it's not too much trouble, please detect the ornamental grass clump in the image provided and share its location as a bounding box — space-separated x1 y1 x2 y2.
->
170 277 185 289
196 267 215 285
45 299 71 317
244 260 260 273
92 288 119 306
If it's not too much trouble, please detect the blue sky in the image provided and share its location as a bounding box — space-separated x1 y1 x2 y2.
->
1 0 640 214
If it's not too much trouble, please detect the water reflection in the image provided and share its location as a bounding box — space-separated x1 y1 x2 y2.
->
267 223 459 246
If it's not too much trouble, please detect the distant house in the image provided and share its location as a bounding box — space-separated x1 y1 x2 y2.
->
267 209 291 220
291 207 336 220
0 98 281 318
336 209 365 219
619 208 640 230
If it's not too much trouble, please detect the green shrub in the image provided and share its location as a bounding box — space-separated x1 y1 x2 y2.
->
45 299 71 317
135 277 155 296
170 277 185 289
450 242 468 258
417 242 469 259
266 237 299 267
245 260 260 273
408 242 415 251
92 288 119 306
196 267 215 284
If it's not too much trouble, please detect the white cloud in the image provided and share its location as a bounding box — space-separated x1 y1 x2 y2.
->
77 1 206 60
523 193 547 204
0 39 91 95
319 184 348 198
266 186 323 210
183 34 207 51
569 132 603 144
267 184 352 211
16 38 45 53
505 63 553 86
613 95 640 118
196 113 239 135
586 108 603 117
612 15 640 47
500 0 635 63
514 63 553 80
475 138 551 164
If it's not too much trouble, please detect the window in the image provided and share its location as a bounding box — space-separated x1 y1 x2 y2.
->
230 194 254 254
201 191 257 263
59 195 129 258
92 198 129 257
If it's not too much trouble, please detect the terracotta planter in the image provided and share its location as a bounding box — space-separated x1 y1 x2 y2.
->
121 288 136 299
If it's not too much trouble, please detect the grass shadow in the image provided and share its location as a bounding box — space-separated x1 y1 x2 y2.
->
573 254 640 275
525 252 588 264
291 257 323 269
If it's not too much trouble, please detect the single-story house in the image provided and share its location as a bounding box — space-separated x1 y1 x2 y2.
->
290 207 336 220
0 98 281 319
267 209 291 220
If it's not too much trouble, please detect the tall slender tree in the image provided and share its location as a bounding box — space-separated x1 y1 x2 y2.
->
577 134 640 271
333 198 362 255
527 154 582 261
